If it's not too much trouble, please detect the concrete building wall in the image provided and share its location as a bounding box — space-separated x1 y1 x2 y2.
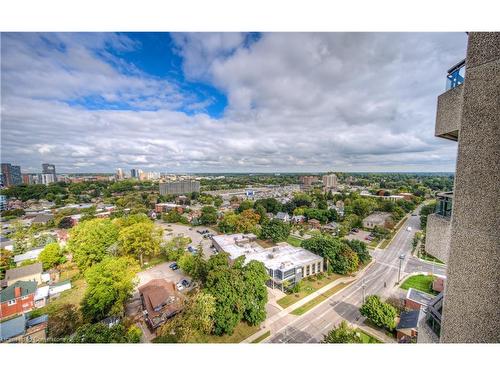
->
440 33 500 343
424 214 451 263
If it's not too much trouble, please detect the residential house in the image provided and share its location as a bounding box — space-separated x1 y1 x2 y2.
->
308 218 321 229
362 212 392 229
139 279 184 330
13 247 44 266
275 212 290 222
0 314 48 343
291 215 305 224
405 288 435 311
0 281 37 319
4 263 43 286
31 213 54 225
396 309 421 343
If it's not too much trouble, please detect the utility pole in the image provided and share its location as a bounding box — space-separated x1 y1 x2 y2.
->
397 254 405 284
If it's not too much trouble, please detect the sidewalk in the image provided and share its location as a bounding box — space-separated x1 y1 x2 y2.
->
242 259 375 343
351 322 396 344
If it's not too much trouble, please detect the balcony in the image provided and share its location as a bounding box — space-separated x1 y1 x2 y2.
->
435 59 465 141
435 191 453 218
424 192 453 263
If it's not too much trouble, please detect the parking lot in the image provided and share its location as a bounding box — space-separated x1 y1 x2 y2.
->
158 222 217 259
345 228 373 244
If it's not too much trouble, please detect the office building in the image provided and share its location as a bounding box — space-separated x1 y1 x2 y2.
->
130 168 143 179
41 163 56 182
40 173 55 185
419 33 499 343
212 234 324 290
159 180 200 196
322 173 338 189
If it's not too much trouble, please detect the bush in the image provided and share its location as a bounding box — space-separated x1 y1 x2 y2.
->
360 295 397 331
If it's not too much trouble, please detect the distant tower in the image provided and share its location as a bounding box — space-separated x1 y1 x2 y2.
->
42 163 57 182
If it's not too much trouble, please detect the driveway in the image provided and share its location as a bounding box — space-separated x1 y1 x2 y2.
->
345 229 373 244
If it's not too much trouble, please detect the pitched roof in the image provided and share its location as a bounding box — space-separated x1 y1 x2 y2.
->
0 315 26 341
13 247 44 263
397 310 421 330
0 280 37 302
139 279 183 318
4 263 42 281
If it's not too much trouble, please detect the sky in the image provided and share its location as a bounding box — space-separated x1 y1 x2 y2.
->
1 32 467 174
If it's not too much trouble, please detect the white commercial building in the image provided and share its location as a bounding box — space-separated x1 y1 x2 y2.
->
212 233 324 290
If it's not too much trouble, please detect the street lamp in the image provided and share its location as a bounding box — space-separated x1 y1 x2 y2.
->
397 254 405 284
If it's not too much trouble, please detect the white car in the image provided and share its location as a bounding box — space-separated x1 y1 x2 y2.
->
176 282 185 291
406 226 412 231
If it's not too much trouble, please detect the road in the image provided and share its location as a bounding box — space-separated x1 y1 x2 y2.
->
268 209 446 343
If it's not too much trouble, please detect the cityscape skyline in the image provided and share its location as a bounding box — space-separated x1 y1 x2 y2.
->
1 32 467 173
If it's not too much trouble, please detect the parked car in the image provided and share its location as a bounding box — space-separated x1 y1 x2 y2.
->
181 279 190 288
351 228 359 233
176 282 185 291
170 262 179 270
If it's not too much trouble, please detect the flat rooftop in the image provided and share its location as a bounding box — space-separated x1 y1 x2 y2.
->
212 234 322 271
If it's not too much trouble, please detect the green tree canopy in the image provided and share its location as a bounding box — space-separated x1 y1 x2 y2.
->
118 221 163 266
81 256 139 322
70 322 141 343
199 205 218 225
38 242 65 270
322 320 362 343
260 219 291 243
67 218 119 271
360 295 397 331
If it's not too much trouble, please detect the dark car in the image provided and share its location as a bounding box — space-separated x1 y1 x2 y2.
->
181 279 190 287
351 228 359 233
169 262 179 270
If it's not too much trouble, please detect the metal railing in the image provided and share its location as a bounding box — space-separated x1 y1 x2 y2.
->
446 59 466 90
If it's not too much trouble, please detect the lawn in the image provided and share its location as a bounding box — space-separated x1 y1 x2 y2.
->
251 330 271 343
418 251 445 265
290 281 352 315
286 235 302 247
356 329 382 343
277 273 342 309
197 321 261 343
400 274 438 295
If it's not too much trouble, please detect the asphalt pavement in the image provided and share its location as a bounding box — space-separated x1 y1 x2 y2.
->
268 208 446 343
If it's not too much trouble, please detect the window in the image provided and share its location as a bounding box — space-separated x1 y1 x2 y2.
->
7 299 16 306
312 263 316 274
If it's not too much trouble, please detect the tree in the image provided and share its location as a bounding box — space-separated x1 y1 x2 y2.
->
360 295 397 331
118 221 163 266
162 236 191 261
322 320 361 343
158 291 216 343
47 304 82 339
199 206 218 225
302 234 359 275
81 256 139 322
67 218 119 271
38 242 65 270
57 216 74 229
178 252 207 281
0 249 14 279
70 322 141 343
260 219 291 243
237 199 254 213
242 260 269 325
345 239 371 265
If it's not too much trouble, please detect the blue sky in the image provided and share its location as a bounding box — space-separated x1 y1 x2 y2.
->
1 32 467 173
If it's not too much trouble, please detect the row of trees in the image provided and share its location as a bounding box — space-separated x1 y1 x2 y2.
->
157 252 269 341
302 235 371 275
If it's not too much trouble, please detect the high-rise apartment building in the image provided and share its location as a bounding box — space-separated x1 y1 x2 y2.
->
299 175 319 187
115 168 125 180
159 180 200 196
1 163 22 187
42 163 56 182
322 173 338 189
419 33 499 343
130 168 143 179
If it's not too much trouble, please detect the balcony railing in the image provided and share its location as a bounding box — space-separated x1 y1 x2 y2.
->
446 59 466 91
435 191 453 218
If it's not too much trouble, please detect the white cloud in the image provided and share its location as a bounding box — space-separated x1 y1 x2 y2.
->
1 32 467 173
